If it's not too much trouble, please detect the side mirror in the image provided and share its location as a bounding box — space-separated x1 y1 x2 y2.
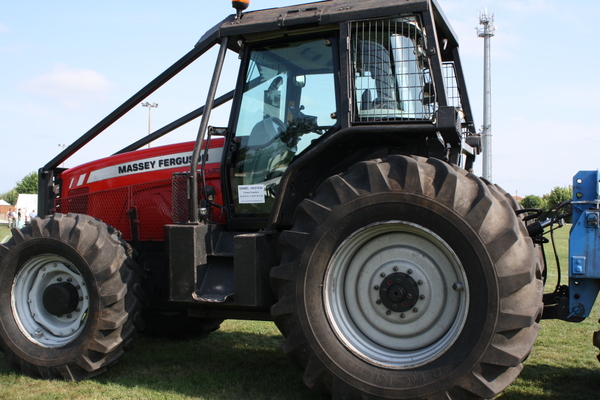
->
294 75 306 88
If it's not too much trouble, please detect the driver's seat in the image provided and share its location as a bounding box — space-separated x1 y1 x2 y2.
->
242 117 295 185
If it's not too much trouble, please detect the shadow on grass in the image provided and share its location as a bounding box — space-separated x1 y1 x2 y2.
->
0 330 323 399
2 330 598 399
98 330 326 400
498 362 600 399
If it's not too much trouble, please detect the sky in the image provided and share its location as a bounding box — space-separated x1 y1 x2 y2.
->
2 0 599 198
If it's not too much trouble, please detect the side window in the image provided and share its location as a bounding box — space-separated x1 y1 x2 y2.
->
231 38 337 217
352 16 435 121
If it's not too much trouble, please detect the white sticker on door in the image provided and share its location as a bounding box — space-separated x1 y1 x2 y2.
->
238 184 266 204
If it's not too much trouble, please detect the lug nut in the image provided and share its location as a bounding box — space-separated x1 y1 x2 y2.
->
407 269 413 275
373 285 379 290
453 282 465 291
412 307 419 313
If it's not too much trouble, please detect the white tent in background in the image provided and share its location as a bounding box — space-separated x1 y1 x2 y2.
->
0 199 11 222
15 194 38 225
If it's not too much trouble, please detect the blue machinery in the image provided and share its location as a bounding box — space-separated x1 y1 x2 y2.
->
566 171 600 320
539 170 600 322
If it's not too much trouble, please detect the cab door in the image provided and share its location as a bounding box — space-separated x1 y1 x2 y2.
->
225 36 338 226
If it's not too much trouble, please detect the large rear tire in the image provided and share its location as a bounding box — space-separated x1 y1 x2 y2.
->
0 213 143 380
270 156 543 399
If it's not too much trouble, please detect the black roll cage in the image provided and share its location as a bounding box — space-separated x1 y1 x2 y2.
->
38 0 475 221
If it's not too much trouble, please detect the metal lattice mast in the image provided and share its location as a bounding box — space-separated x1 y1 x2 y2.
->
478 10 495 182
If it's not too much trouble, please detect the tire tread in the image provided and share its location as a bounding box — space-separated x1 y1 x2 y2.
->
270 156 542 399
0 213 143 381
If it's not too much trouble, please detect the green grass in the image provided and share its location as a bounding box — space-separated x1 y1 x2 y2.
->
0 320 323 400
0 224 10 243
0 225 598 399
500 225 600 399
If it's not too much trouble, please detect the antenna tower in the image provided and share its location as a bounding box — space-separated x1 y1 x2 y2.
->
478 10 495 182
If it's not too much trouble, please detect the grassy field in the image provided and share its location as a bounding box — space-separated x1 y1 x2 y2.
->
0 225 598 399
0 224 10 244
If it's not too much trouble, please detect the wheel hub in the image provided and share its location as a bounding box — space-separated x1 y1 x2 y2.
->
43 282 80 316
379 272 419 312
324 221 469 368
12 255 90 347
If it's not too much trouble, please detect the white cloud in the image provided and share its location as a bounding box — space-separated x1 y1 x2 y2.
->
18 64 112 109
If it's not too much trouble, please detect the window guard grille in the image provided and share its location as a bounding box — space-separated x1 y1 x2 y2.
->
443 62 462 109
351 16 436 122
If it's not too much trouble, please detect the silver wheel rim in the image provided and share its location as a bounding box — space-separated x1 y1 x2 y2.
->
12 254 90 348
323 221 469 369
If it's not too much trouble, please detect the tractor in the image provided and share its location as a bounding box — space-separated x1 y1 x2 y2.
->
0 0 597 399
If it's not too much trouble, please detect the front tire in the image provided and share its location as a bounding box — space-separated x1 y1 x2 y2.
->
270 156 543 399
0 213 143 380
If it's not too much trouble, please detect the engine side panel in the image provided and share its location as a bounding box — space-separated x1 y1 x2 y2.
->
56 140 224 241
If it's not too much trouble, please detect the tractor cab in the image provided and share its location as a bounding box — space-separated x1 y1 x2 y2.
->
211 0 478 230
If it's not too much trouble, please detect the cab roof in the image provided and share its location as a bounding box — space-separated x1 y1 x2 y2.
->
197 0 458 53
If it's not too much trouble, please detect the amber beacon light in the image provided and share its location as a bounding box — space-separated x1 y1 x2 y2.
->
232 0 250 19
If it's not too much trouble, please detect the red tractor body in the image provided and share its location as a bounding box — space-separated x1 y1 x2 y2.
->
56 139 225 241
